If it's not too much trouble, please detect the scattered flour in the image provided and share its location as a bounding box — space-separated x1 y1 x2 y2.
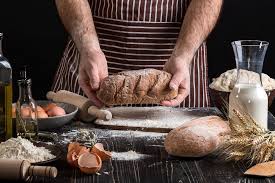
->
111 150 149 160
0 137 55 163
95 107 208 129
96 129 166 139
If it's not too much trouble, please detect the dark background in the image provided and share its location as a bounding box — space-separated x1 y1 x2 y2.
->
0 0 275 113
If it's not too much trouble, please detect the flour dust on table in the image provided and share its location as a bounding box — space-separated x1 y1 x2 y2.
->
95 107 214 130
111 150 151 161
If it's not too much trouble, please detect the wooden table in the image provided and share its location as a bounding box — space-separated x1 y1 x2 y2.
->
8 108 275 183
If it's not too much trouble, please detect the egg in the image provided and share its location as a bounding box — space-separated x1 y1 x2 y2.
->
78 152 102 174
91 143 111 161
12 104 16 118
47 106 66 117
21 107 32 118
43 103 57 112
37 111 48 118
67 143 90 168
37 106 44 112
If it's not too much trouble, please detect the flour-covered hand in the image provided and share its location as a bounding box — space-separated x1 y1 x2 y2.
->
78 48 108 107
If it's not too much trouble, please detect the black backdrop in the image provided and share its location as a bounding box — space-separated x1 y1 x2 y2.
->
1 0 275 113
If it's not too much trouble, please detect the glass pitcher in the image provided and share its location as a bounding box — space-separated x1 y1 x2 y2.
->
229 40 269 129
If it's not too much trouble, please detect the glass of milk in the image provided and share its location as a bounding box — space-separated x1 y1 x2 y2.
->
229 40 269 130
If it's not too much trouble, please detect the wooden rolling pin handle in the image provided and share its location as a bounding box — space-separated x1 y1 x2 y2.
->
46 90 112 121
88 106 112 121
0 159 58 181
28 166 58 178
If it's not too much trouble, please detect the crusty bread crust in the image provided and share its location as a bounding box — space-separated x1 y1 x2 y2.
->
96 69 178 105
164 116 231 157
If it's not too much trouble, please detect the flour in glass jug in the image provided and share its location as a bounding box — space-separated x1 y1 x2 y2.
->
229 83 268 129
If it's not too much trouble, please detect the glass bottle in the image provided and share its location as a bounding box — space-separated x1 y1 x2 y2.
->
0 33 13 141
229 40 269 129
16 70 38 140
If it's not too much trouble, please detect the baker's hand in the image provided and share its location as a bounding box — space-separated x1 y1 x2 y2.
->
162 56 191 106
78 48 108 107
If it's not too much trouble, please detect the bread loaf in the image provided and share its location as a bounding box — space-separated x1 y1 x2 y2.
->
164 116 230 157
97 69 178 105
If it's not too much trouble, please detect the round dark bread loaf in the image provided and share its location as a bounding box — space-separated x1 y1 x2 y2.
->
164 116 230 157
97 69 178 105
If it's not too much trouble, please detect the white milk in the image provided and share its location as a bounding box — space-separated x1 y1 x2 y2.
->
229 83 268 129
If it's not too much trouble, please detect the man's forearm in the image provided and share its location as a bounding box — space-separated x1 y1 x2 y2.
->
173 0 223 63
55 0 100 52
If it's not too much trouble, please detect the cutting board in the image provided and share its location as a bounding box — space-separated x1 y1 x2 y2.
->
94 107 222 133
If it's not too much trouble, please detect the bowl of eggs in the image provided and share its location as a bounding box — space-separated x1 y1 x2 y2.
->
12 100 78 130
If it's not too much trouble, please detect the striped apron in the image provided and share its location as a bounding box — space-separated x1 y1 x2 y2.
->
52 0 210 108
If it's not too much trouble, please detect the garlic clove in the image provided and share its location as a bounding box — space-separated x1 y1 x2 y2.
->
91 143 111 161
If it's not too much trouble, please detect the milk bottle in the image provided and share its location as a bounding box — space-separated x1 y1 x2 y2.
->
229 40 269 130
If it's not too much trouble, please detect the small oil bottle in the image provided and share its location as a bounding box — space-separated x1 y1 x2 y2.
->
0 33 13 141
16 68 38 140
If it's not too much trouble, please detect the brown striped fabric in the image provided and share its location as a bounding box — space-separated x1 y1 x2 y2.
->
52 0 210 108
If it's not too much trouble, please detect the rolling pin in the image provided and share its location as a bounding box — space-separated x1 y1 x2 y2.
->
46 90 112 122
0 159 57 181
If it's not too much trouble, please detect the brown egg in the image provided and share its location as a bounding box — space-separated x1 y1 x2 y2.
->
67 143 90 168
68 142 81 153
12 104 16 118
37 106 44 112
37 111 48 118
78 152 102 174
67 150 79 168
43 103 57 112
47 106 66 117
31 112 36 119
91 143 111 161
13 105 41 119
21 107 32 118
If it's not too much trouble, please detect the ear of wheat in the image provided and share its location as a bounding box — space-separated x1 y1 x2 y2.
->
216 100 275 164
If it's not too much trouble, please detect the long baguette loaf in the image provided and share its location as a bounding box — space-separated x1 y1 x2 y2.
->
96 69 178 105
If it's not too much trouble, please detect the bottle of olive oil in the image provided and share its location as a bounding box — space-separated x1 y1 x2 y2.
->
0 33 13 141
16 69 38 140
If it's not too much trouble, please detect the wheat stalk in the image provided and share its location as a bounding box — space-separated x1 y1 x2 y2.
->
216 101 275 164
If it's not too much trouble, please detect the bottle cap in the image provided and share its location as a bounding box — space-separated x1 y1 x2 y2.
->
17 66 31 85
